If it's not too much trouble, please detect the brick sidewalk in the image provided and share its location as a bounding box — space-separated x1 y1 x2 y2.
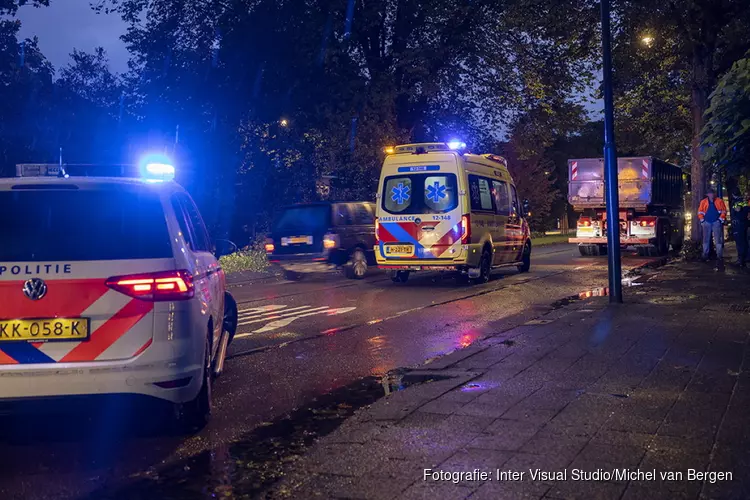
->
264 259 750 500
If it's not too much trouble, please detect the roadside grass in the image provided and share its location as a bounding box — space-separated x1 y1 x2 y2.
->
532 233 571 247
219 247 269 274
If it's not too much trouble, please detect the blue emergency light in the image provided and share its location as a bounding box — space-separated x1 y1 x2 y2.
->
138 154 176 182
447 140 467 151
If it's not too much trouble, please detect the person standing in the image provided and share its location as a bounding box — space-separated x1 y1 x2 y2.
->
731 189 750 267
698 188 728 268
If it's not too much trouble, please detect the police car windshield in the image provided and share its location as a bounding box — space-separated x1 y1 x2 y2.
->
0 188 172 261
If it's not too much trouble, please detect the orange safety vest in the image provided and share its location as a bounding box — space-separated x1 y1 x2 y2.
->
698 197 728 221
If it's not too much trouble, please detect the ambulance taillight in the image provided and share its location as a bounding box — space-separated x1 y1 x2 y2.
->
106 270 195 301
461 214 471 243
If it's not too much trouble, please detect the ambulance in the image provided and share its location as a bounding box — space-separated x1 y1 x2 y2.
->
0 161 238 430
375 142 532 283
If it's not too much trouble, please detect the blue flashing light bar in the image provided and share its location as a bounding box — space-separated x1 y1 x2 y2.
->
447 140 467 151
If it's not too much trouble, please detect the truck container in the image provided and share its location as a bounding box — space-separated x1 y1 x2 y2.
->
568 157 684 256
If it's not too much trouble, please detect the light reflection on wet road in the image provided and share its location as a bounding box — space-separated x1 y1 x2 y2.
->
0 244 660 499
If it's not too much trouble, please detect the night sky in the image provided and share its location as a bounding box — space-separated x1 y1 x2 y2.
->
17 1 129 74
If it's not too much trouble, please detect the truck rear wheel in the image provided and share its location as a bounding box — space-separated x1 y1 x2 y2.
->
579 244 599 256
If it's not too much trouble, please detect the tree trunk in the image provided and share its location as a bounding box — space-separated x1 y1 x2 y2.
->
689 47 712 242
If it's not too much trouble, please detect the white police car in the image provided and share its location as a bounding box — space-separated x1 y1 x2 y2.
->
0 161 238 430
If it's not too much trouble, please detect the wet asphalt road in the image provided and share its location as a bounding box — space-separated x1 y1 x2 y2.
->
0 244 660 499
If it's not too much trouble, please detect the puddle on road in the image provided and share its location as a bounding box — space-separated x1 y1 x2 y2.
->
87 371 453 499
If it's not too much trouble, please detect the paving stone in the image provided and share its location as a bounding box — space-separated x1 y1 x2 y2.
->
439 447 513 476
544 480 627 500
399 482 475 500
469 480 550 500
417 399 469 415
519 429 590 462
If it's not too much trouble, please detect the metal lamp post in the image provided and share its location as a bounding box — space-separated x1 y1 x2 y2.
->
601 0 623 303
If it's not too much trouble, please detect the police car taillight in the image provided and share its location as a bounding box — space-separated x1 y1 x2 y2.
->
105 270 195 301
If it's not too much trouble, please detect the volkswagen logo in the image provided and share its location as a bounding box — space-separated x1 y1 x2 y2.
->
414 217 422 225
23 278 48 301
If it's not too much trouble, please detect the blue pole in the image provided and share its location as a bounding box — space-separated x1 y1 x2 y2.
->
601 0 623 303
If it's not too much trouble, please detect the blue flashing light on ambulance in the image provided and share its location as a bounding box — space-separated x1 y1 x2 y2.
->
375 142 532 284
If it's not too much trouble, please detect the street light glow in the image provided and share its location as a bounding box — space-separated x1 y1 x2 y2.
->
280 118 289 127
641 35 654 47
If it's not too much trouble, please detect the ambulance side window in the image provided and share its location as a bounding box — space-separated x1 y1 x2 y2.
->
469 175 494 212
493 180 510 216
510 185 520 217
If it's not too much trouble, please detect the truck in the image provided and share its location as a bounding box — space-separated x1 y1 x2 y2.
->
568 156 684 257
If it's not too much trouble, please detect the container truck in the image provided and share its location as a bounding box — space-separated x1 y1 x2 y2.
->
568 157 684 256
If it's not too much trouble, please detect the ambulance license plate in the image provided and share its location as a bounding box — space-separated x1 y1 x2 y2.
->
0 318 90 342
384 244 414 257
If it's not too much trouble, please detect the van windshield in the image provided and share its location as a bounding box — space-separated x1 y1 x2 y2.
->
382 173 458 215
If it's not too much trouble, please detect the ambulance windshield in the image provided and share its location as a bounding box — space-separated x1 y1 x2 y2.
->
0 187 172 262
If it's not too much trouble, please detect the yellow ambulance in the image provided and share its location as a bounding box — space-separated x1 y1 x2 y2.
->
375 142 532 284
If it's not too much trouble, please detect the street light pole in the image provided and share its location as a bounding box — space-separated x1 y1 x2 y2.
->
601 0 623 303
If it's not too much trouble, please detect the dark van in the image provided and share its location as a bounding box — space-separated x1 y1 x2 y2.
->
265 202 376 279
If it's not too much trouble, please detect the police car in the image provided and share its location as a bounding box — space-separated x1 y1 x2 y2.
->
0 161 238 430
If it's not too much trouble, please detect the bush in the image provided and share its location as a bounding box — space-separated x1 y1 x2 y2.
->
219 247 269 274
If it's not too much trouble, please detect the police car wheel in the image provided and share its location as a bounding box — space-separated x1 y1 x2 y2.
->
175 334 212 432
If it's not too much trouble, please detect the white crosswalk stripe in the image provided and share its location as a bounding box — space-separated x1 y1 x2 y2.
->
234 304 357 338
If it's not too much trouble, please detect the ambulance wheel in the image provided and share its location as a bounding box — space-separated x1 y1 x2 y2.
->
518 242 531 273
345 248 368 279
472 249 492 284
391 271 410 283
597 244 608 256
174 334 212 433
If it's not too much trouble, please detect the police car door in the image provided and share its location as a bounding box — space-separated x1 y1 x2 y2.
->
171 193 224 354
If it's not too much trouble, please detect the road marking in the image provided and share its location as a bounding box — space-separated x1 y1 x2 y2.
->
251 307 357 334
238 306 329 326
234 304 358 338
238 305 311 320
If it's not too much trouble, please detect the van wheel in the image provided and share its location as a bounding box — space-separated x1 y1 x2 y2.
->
345 248 368 279
391 271 410 283
473 249 492 284
174 335 212 433
517 242 531 273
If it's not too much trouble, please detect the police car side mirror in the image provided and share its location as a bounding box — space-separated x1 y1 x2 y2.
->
214 239 238 258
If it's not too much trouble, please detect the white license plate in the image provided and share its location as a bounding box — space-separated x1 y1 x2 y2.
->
384 244 415 257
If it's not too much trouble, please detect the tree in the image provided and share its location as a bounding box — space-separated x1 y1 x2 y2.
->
702 50 750 179
613 0 750 241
